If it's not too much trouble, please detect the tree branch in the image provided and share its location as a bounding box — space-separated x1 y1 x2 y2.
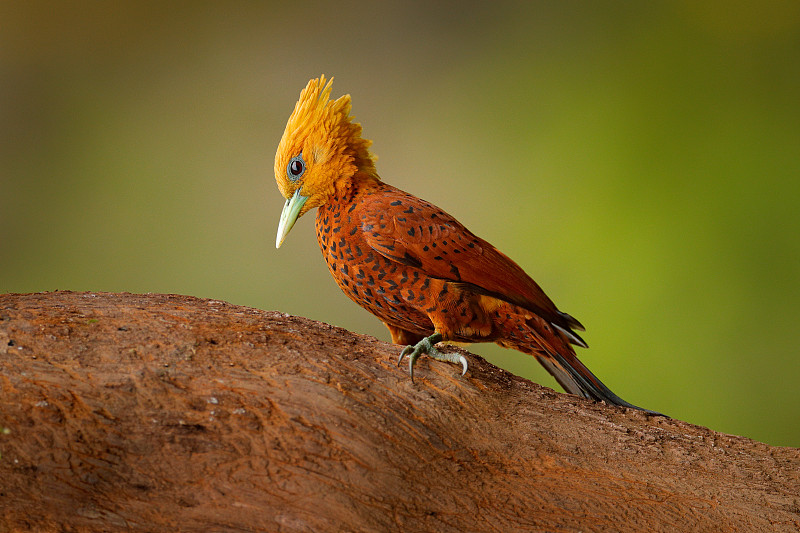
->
1 291 798 531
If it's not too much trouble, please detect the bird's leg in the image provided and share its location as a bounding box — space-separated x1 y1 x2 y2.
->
397 332 468 382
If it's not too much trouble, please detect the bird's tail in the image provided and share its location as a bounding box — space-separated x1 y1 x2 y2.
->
502 313 664 416
533 348 663 415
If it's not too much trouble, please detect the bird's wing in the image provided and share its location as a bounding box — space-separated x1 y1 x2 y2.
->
359 186 583 334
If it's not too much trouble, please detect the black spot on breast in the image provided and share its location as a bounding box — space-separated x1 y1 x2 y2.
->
390 200 402 206
407 227 415 237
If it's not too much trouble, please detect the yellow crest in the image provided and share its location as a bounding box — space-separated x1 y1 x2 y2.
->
274 76 377 209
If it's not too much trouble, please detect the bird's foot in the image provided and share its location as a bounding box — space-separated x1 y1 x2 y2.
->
397 333 468 382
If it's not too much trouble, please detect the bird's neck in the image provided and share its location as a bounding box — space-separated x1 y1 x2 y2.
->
330 169 381 203
315 171 381 226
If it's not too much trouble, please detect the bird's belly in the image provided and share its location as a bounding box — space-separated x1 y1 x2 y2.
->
318 235 433 335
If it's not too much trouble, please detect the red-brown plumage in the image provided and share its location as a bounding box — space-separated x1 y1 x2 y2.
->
313 174 656 412
276 77 660 414
317 175 559 342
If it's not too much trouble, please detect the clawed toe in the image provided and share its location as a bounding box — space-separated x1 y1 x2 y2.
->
397 345 413 366
396 333 468 382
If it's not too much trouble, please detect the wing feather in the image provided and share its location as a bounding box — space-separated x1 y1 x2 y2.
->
360 184 580 334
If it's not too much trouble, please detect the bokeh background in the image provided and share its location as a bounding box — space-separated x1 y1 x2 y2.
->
3 1 799 446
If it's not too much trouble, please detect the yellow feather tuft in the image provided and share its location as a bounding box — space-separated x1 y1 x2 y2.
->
274 76 377 212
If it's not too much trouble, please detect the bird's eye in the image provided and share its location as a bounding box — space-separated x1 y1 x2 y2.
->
287 154 305 181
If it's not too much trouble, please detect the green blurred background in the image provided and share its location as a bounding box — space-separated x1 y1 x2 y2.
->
2 1 799 446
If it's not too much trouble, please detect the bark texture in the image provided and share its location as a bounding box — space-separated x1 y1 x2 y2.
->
0 291 798 532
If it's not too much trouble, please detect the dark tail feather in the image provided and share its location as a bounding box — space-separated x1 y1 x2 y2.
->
505 312 665 415
535 350 665 416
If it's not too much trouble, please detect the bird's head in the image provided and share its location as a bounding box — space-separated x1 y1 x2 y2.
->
274 76 376 248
